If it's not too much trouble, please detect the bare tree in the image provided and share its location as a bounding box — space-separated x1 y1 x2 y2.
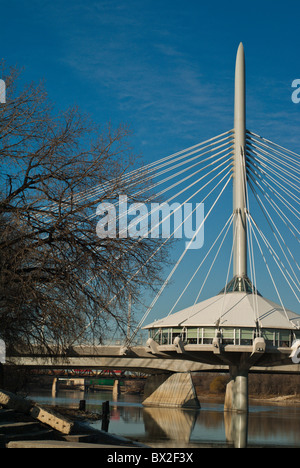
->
0 64 168 352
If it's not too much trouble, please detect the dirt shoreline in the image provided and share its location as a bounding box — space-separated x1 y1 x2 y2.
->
250 394 300 405
197 392 300 406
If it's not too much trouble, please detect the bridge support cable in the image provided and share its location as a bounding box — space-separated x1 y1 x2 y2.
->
249 214 298 326
74 150 233 274
194 216 233 307
246 211 260 325
35 134 234 254
242 145 260 324
247 178 300 287
246 174 300 311
70 168 233 346
82 129 298 343
247 170 300 240
168 213 234 317
246 151 300 215
246 130 300 168
246 155 300 260
172 213 234 326
80 137 234 226
137 149 232 202
248 212 300 301
118 158 233 236
247 151 266 325
243 131 299 321
29 130 233 307
126 175 232 346
247 137 300 182
95 151 233 237
82 153 233 287
247 152 300 197
80 130 233 201
82 158 233 289
69 130 234 203
217 210 239 324
246 158 300 219
246 155 299 212
246 133 300 205
37 130 234 218
59 127 300 346
83 138 233 216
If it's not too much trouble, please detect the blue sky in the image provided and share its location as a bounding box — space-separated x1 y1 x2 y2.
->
2 0 300 153
1 0 299 323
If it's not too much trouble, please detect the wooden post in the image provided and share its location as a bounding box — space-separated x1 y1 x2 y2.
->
79 399 86 411
101 400 110 432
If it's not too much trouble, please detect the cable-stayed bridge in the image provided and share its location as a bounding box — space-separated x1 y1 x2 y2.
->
6 44 300 413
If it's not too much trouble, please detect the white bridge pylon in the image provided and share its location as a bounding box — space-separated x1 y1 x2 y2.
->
121 43 299 346
47 44 299 351
127 43 300 414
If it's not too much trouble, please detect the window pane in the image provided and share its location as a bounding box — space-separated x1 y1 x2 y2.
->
187 328 198 339
241 329 254 339
203 328 215 338
240 328 254 345
161 329 169 345
222 328 235 339
279 330 291 347
261 329 274 342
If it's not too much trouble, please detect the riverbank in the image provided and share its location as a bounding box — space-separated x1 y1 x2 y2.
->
0 389 146 448
21 388 300 448
250 394 300 405
196 391 300 406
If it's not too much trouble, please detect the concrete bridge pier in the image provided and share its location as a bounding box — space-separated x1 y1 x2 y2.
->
52 378 59 398
142 372 200 408
112 379 120 400
224 365 249 413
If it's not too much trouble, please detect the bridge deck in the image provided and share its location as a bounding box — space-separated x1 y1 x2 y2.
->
6 344 300 375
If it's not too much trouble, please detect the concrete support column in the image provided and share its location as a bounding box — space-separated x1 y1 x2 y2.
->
112 379 120 400
52 377 59 398
224 365 249 413
143 372 200 408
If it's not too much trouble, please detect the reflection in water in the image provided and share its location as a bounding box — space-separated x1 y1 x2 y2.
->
29 391 300 448
144 406 248 448
144 407 197 443
224 412 248 448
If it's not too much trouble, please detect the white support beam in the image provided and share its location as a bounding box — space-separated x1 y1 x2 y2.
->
233 43 247 278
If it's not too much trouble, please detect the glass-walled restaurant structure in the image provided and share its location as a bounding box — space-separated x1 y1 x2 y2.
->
148 326 300 348
144 288 300 350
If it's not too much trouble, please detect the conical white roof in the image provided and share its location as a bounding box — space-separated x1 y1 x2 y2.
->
144 292 300 330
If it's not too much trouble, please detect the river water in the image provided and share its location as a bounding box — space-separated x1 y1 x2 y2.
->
28 390 300 448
